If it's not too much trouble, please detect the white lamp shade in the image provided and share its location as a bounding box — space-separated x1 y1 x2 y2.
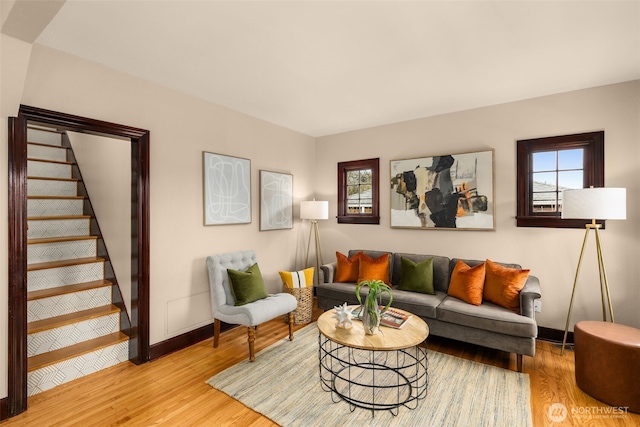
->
300 200 329 220
561 188 626 220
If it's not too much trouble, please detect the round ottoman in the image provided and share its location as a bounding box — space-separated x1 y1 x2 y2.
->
574 321 640 413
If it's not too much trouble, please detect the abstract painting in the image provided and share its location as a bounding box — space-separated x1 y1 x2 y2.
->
203 152 251 225
390 150 495 230
259 170 293 231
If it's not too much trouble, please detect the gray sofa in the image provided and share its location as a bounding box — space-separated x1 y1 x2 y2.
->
317 250 541 371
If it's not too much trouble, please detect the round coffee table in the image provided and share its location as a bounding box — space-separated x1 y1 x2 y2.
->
317 307 429 415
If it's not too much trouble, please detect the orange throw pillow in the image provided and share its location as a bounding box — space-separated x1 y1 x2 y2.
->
447 260 485 305
335 251 362 282
357 253 390 285
483 259 530 313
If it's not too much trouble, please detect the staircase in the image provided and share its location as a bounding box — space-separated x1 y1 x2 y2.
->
25 126 130 396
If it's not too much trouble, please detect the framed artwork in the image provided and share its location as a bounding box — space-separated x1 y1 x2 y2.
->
390 149 495 230
259 170 293 231
203 152 251 225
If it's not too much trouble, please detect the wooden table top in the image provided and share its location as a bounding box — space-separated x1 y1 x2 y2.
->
317 307 429 351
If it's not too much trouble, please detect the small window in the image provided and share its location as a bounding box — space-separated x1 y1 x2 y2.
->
516 131 604 228
337 158 380 224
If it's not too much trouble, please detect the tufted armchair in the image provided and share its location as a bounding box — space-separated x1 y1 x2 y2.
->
206 250 297 361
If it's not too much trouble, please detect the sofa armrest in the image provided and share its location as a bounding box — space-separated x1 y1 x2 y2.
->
320 262 337 284
520 275 541 319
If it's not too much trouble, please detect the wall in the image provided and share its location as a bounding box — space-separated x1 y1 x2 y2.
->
0 43 316 399
0 32 33 402
315 80 640 332
68 132 132 314
2 35 638 401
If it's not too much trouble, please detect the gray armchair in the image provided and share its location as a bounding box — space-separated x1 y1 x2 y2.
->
206 250 297 361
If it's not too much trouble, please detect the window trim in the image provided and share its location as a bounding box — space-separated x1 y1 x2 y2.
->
337 158 380 224
516 131 604 228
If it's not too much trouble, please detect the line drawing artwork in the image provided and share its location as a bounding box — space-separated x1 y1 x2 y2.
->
203 152 251 225
260 171 293 231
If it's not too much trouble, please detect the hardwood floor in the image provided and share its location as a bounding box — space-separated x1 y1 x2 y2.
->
1 303 638 426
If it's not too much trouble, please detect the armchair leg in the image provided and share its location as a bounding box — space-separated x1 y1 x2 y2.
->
213 318 220 348
248 326 256 362
288 313 294 341
516 354 523 372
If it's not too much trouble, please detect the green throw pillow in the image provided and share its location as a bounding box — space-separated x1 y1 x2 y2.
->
397 257 435 294
227 263 269 306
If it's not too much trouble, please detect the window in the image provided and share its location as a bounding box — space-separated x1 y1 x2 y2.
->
337 158 380 224
516 131 604 228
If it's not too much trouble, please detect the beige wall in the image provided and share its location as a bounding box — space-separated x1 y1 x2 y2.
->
316 80 640 332
0 32 33 401
0 43 316 398
68 132 132 314
1 35 638 401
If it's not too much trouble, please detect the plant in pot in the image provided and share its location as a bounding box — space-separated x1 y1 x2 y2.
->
355 279 393 335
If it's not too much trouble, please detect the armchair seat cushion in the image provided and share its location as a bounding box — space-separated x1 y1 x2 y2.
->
217 293 297 327
437 296 537 338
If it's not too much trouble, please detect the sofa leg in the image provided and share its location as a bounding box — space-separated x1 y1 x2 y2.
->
213 318 220 348
288 313 294 341
516 354 523 372
248 326 256 362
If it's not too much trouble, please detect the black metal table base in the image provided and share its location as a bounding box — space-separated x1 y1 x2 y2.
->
318 333 428 416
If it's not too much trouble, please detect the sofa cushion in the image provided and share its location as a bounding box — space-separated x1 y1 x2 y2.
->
389 289 446 319
396 256 434 294
335 251 362 282
350 250 393 283
437 296 537 338
358 252 390 284
447 260 485 305
315 281 444 319
315 281 363 308
484 259 530 313
392 253 451 292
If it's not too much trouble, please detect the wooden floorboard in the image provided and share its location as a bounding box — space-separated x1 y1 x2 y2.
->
2 301 638 426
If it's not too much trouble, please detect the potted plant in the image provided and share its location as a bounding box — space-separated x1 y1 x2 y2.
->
355 279 393 335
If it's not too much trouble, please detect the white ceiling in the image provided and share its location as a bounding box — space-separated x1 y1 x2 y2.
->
12 1 640 136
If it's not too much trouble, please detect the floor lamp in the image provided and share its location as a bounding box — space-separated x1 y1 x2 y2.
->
560 187 626 355
301 200 329 285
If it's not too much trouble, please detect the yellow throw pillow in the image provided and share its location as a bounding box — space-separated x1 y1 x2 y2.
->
279 267 314 288
335 251 362 283
357 253 390 285
447 260 485 305
483 259 530 313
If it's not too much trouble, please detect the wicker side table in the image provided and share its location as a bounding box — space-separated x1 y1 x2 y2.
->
283 286 313 324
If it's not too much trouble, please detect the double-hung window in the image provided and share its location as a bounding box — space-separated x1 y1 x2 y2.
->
337 158 380 224
516 131 604 228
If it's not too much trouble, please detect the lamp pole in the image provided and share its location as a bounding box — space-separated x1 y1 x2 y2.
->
561 220 615 355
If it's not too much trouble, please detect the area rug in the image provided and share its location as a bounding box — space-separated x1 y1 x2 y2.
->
207 324 532 427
